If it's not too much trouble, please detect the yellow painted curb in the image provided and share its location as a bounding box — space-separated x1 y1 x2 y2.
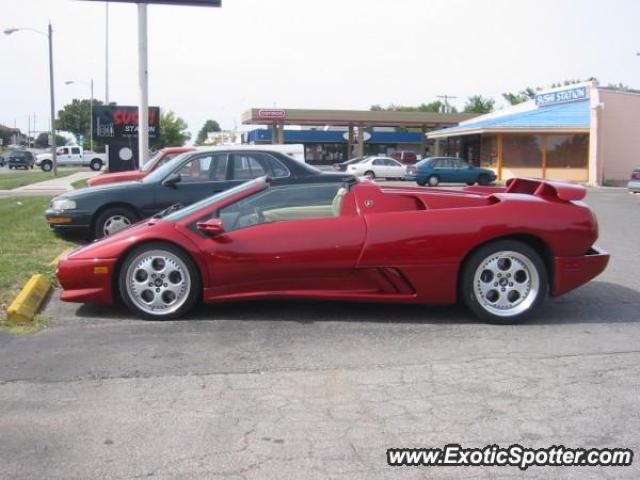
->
50 247 73 266
7 274 52 324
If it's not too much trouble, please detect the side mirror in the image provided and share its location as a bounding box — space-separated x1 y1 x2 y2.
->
162 173 182 187
196 218 224 236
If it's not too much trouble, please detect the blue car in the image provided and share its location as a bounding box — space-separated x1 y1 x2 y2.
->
405 157 497 187
406 157 497 187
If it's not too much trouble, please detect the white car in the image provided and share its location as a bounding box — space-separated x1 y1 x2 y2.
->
36 146 107 172
346 156 407 179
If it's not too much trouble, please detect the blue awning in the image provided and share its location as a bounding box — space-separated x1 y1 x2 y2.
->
246 129 423 144
429 100 590 138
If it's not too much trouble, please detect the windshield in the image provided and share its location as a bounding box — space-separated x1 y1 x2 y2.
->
142 152 194 183
164 178 266 222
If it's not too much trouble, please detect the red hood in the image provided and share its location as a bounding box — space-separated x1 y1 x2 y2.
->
88 170 146 186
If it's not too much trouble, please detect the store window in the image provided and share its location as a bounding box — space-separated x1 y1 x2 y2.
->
546 134 588 168
503 135 543 168
479 135 497 167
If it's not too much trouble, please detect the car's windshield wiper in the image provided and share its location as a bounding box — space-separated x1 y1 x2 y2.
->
153 203 185 219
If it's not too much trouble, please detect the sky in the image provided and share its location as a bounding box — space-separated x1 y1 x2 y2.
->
2 0 640 143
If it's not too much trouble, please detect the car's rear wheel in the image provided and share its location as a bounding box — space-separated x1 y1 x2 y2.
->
364 170 375 179
94 206 137 239
466 181 474 186
119 242 200 320
477 174 491 186
461 240 548 323
427 175 439 187
90 158 103 171
41 161 52 172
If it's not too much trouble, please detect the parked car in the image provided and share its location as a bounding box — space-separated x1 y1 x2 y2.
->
87 147 196 187
45 146 348 239
7 150 36 169
332 156 368 172
56 176 609 323
390 151 418 164
36 146 107 172
406 157 496 186
628 168 640 193
346 156 407 179
0 153 6 167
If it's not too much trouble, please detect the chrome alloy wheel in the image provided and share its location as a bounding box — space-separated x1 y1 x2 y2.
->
472 250 539 317
125 249 191 316
103 215 132 236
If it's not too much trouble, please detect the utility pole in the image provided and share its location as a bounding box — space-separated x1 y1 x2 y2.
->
105 2 109 103
437 95 458 114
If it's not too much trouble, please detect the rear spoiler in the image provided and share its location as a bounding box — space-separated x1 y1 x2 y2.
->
463 178 586 202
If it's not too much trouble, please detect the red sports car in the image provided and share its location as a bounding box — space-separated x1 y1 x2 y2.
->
57 176 609 323
87 146 196 187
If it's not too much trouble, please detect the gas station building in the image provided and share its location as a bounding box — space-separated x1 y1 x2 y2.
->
241 108 476 165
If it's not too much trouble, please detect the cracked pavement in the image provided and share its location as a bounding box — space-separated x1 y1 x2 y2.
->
0 188 639 479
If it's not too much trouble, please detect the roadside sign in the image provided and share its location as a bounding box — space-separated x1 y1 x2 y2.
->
93 106 160 141
258 109 287 120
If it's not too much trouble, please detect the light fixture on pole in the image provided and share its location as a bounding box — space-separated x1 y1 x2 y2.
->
65 79 94 152
4 24 58 176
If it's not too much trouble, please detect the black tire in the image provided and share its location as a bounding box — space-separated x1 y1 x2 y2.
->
93 206 137 239
90 158 103 171
364 170 375 179
477 174 491 186
118 241 201 320
416 179 427 186
461 240 548 324
466 181 474 186
427 175 439 187
41 161 52 172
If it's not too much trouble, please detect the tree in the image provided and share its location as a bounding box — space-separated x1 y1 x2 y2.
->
369 101 453 113
56 98 104 150
502 87 537 105
195 119 221 145
463 95 495 114
156 111 190 149
34 132 66 148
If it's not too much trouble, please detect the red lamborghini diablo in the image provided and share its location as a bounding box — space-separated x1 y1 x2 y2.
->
56 176 609 323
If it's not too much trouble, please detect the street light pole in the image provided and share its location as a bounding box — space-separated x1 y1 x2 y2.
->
48 22 58 176
4 24 58 175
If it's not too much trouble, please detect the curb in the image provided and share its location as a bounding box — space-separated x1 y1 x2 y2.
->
7 274 52 324
50 247 73 266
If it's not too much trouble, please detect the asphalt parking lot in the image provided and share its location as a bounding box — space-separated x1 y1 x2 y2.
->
0 187 639 479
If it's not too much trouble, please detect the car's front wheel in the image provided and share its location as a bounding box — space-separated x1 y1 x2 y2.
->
461 240 548 323
119 242 200 320
477 174 491 186
94 206 137 239
90 158 103 171
364 170 375 179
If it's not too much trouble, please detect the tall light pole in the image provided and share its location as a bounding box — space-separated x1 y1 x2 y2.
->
65 79 94 152
4 24 58 176
105 2 109 104
138 2 150 167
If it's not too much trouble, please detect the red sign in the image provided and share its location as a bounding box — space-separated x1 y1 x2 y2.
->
258 109 287 120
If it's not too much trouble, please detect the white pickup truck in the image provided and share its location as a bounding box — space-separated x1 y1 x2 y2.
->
36 146 107 172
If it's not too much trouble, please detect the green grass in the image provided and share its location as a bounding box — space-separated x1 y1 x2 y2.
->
0 196 76 325
72 178 89 189
0 169 80 190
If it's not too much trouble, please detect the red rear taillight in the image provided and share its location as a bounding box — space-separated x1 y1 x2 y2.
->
632 171 640 180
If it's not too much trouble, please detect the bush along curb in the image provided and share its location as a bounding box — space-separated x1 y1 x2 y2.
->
7 274 52 324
